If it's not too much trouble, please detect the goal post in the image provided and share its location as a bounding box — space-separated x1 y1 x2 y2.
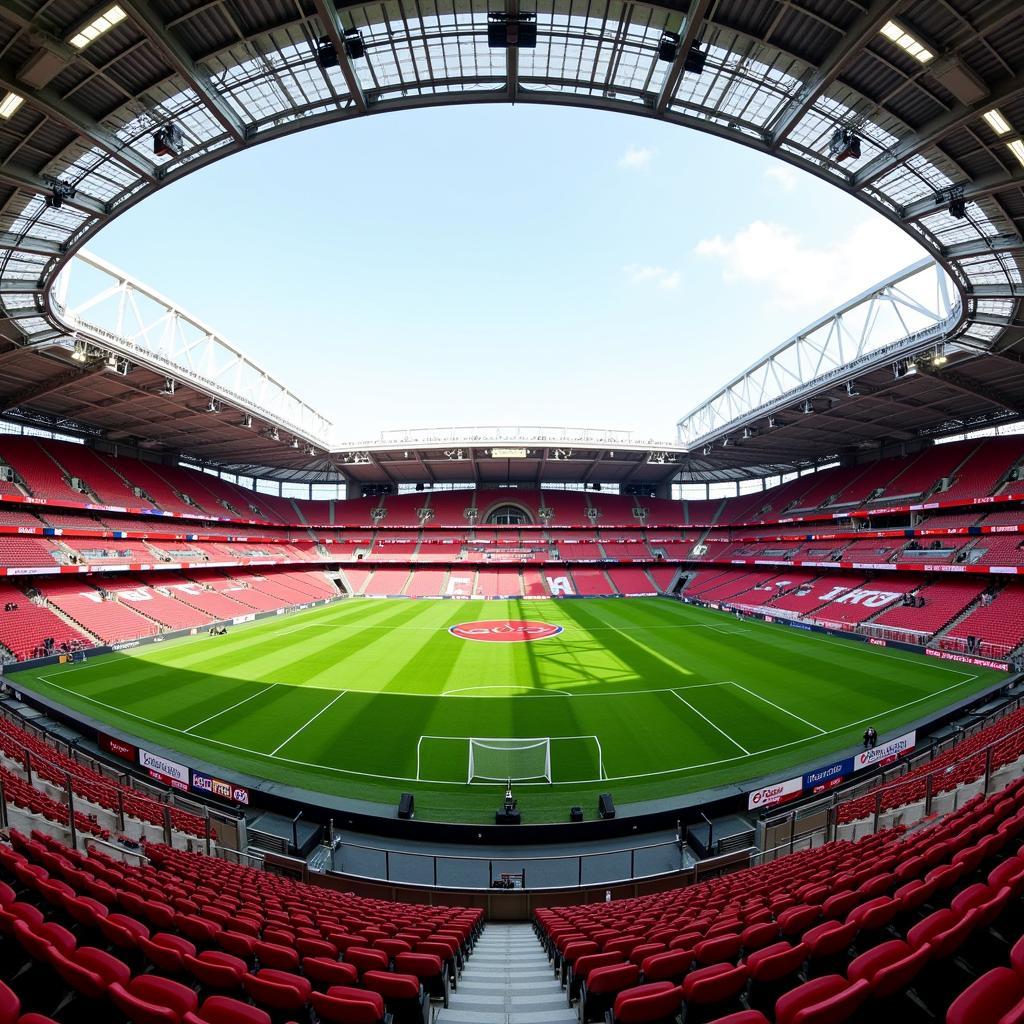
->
468 737 552 784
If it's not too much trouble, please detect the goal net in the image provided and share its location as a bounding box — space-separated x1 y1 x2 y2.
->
468 737 552 784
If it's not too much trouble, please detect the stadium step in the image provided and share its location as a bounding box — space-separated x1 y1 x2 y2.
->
437 922 576 1024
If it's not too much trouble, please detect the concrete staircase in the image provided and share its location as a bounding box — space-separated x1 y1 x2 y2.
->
437 923 575 1024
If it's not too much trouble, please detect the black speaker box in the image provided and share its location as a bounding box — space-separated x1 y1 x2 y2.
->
398 792 414 819
569 806 583 822
598 793 615 819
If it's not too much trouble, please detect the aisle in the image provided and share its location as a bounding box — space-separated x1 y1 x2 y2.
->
437 922 577 1024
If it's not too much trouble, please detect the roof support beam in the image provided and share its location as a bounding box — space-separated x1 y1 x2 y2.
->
943 233 1023 259
117 0 248 144
1 362 106 413
0 231 63 257
855 72 1024 187
901 167 1024 221
0 164 107 216
768 0 895 149
312 0 368 114
505 0 519 101
0 62 158 183
917 367 1024 416
654 0 712 116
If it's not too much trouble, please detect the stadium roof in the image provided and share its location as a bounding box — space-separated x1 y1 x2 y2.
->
0 0 1022 483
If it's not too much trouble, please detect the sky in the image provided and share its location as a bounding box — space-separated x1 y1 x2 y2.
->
85 103 927 444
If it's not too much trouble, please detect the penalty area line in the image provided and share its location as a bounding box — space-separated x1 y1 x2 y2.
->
670 689 750 755
728 681 827 736
183 683 281 734
269 690 348 756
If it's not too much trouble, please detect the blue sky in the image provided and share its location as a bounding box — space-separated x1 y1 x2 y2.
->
87 104 926 442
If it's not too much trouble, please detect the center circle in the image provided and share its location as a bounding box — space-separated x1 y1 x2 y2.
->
448 620 564 643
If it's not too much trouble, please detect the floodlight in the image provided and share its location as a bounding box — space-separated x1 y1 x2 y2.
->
0 92 24 119
153 123 184 158
802 399 814 414
487 12 537 48
206 398 221 413
69 5 127 50
1008 140 1024 169
879 20 933 63
984 109 1012 136
828 128 861 162
44 177 76 209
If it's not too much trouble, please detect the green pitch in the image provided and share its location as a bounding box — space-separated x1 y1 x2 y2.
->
12 598 1002 823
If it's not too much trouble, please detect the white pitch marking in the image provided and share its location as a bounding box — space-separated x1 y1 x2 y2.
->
442 685 572 697
729 681 827 735
670 689 751 755
183 683 280 733
269 690 348 756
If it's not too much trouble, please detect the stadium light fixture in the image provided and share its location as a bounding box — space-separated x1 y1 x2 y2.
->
240 414 252 428
68 5 127 50
801 399 814 414
984 109 1012 136
879 20 933 64
932 351 949 367
828 128 861 162
70 341 88 362
206 398 221 413
1008 139 1024 169
0 92 24 119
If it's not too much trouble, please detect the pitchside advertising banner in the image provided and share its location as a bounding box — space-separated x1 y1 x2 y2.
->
190 769 250 806
139 748 190 792
137 748 251 804
748 730 916 810
98 733 137 764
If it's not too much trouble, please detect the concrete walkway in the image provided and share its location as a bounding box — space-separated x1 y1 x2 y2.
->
437 922 577 1024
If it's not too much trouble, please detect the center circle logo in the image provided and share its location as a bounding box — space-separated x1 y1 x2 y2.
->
449 620 563 643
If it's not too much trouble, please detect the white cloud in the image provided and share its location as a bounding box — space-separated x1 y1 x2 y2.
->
693 218 926 310
764 164 799 192
619 145 655 170
624 265 681 290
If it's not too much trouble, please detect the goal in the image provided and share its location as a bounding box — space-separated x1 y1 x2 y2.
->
468 737 552 784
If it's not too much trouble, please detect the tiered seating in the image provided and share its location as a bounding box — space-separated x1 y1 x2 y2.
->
647 567 678 592
101 455 201 515
967 534 1024 566
874 441 976 501
869 579 985 638
827 457 907 508
35 441 138 507
587 493 640 527
637 497 690 528
0 830 482 1024
107 578 213 629
0 537 60 568
379 494 424 527
364 569 410 596
837 706 1024 824
522 569 550 597
571 569 615 596
36 580 159 644
167 581 263 621
606 568 656 595
332 496 382 528
425 490 473 526
944 587 1024 657
806 577 917 627
0 508 43 528
341 568 373 595
942 435 1024 501
785 466 856 512
0 581 90 660
541 490 592 526
0 716 206 838
474 569 523 598
60 539 160 563
405 570 448 597
0 438 81 503
558 541 604 560
768 575 863 616
538 773 1024 1024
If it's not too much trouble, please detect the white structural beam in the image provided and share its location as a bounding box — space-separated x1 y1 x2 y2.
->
677 259 959 449
51 250 333 444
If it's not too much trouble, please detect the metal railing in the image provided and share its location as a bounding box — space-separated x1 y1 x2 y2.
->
324 835 692 891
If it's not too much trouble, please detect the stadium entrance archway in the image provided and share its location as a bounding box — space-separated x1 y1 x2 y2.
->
484 503 534 526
